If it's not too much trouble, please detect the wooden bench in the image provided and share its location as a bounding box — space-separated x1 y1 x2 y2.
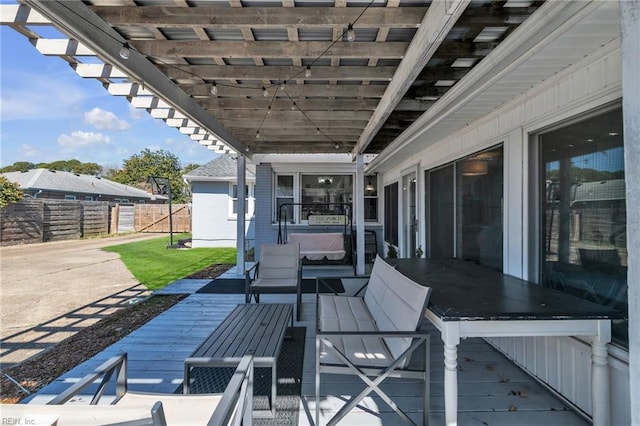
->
315 255 432 425
184 303 293 419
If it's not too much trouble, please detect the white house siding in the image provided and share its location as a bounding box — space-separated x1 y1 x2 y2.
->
190 181 254 248
377 43 629 423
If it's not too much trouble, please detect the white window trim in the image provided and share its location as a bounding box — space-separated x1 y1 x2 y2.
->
273 172 370 225
229 182 254 219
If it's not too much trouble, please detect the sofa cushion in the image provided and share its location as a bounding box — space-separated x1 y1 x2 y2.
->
288 233 346 260
363 256 431 365
318 294 393 368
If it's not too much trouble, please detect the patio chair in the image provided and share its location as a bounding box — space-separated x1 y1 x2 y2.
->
316 255 431 425
245 242 302 321
0 353 254 426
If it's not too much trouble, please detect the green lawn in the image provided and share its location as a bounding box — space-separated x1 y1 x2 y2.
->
103 234 236 290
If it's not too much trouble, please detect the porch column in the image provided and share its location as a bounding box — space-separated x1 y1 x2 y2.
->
236 154 246 275
355 155 366 275
620 1 640 424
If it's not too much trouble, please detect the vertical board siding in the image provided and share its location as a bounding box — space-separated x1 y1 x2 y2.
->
116 205 135 233
389 44 628 422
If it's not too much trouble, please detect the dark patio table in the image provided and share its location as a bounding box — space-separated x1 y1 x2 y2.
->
385 258 624 426
183 303 293 418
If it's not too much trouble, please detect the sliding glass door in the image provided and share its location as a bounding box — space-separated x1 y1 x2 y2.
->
402 171 418 257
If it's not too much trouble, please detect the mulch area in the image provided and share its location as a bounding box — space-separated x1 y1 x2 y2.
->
185 263 232 279
0 263 232 404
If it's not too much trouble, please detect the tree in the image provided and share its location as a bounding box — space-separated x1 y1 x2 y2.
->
0 176 23 208
38 159 102 175
0 162 36 173
111 149 190 203
0 160 102 175
183 163 201 175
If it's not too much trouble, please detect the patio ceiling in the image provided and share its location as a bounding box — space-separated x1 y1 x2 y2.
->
7 0 545 157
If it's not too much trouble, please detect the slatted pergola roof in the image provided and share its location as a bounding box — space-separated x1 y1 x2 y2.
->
3 0 544 157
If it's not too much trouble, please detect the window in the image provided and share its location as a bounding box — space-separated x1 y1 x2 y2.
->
427 146 503 270
384 182 399 246
537 107 627 346
300 174 352 220
428 166 454 259
276 175 294 222
364 175 379 222
273 173 354 223
230 184 252 217
84 196 93 201
65 195 77 200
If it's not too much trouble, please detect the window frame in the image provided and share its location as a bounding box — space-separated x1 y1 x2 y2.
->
530 104 627 348
229 182 254 218
425 145 504 270
273 172 357 225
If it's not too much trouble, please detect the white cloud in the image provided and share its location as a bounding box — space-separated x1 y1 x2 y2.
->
128 105 144 120
0 70 87 121
57 131 111 150
84 107 130 130
20 144 40 158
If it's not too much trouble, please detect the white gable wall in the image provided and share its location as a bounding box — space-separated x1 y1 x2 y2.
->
375 42 629 423
190 181 254 248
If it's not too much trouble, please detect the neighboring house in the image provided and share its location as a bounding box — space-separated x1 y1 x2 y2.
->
2 168 166 204
183 155 255 249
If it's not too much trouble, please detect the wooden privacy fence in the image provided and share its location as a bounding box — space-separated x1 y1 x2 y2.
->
134 204 190 233
2 200 191 245
1 200 110 246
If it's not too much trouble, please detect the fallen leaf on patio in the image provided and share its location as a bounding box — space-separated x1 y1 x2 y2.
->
509 405 518 411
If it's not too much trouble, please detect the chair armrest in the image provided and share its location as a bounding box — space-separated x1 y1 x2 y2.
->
206 354 254 426
245 262 259 281
48 353 128 405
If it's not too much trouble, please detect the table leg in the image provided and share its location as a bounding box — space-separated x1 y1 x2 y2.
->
444 342 459 426
591 320 611 426
271 361 278 418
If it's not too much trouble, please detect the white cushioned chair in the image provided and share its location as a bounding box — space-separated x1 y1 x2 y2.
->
0 353 254 426
316 255 431 425
245 243 302 321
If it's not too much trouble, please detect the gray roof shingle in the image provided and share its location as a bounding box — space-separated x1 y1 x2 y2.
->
3 168 161 199
183 155 255 181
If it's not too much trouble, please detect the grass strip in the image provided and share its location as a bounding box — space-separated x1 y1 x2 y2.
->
103 233 236 290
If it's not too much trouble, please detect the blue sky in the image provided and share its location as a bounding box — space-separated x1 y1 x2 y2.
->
0 25 218 169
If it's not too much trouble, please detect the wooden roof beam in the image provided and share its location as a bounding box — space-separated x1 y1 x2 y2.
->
158 64 395 82
182 83 386 98
129 40 409 59
90 6 426 29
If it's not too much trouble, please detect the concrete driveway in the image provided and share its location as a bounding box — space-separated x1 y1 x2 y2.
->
0 233 164 367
